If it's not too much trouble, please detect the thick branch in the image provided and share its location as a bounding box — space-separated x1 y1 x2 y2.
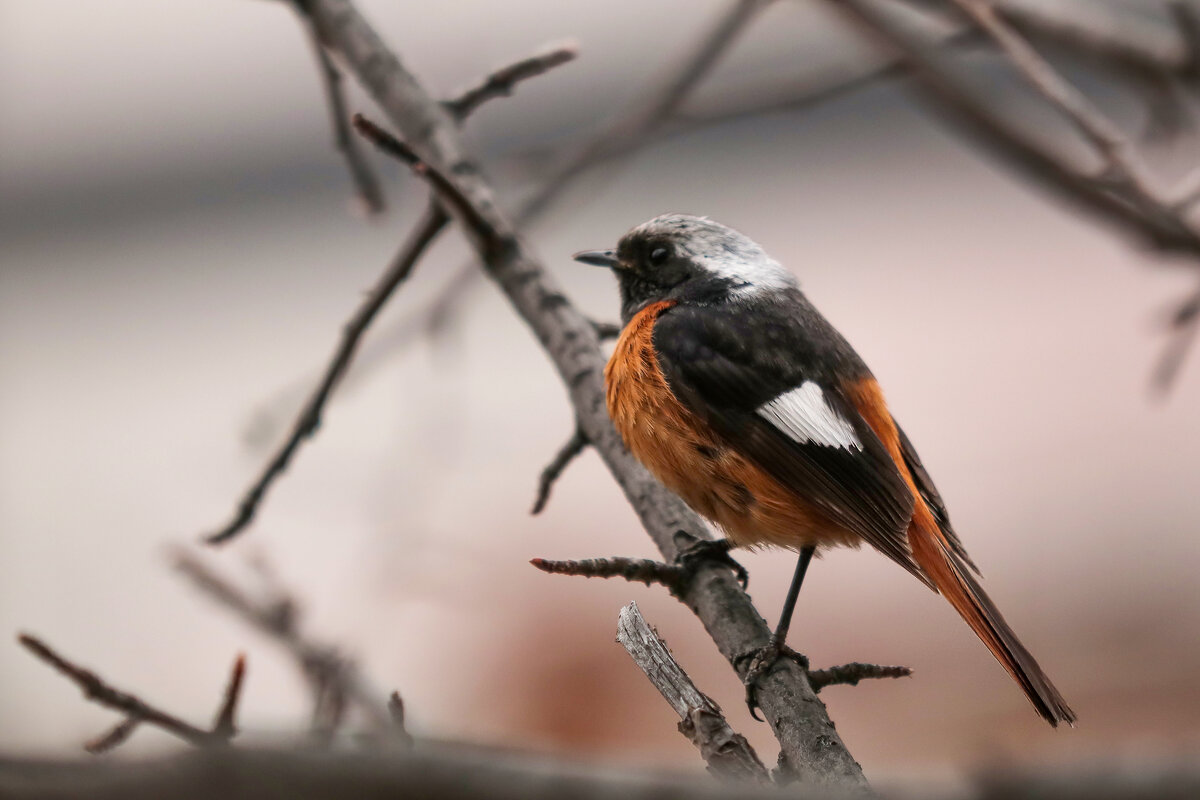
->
303 0 868 784
616 603 768 783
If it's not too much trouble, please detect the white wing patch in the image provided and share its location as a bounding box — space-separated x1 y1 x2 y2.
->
757 381 862 450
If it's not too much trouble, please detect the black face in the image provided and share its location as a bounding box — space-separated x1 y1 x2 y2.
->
609 234 734 323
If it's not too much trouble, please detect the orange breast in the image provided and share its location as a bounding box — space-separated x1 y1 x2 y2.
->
604 302 860 551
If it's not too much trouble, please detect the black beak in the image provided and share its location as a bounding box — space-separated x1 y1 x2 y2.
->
573 249 619 268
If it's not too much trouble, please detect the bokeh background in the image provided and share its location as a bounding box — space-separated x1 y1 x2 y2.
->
2 0 1198 791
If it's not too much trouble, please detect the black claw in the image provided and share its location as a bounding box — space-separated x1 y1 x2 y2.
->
673 531 749 589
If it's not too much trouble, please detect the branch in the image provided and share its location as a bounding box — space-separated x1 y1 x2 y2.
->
204 202 449 545
302 0 869 785
616 603 768 783
17 634 241 750
807 662 911 693
530 556 685 590
826 0 1200 387
445 42 579 121
531 425 588 514
207 38 579 544
291 0 385 214
387 691 414 748
171 548 400 737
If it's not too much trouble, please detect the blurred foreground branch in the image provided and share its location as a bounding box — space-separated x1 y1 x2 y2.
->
3 748 1200 800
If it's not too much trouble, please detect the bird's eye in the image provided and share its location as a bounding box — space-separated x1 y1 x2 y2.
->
648 247 669 266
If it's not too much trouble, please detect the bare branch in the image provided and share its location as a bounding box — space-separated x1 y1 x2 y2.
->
351 115 506 255
171 548 399 736
205 202 449 545
280 0 872 784
807 661 912 693
291 0 385 214
616 603 768 783
387 691 414 748
907 0 1200 78
1152 284 1200 393
531 556 685 590
445 41 579 121
531 425 589 514
943 0 1164 205
17 634 228 748
212 654 248 740
84 717 141 755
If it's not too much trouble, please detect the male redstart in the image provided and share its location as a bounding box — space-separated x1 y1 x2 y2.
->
575 214 1075 726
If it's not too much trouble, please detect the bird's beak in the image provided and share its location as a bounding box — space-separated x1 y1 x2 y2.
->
573 249 619 268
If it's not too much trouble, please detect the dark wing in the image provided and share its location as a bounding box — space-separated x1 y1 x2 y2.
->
894 420 979 574
652 301 923 579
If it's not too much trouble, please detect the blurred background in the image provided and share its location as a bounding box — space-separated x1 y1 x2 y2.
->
2 0 1198 792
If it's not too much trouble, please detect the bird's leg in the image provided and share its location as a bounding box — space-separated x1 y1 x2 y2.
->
738 545 816 720
672 531 749 589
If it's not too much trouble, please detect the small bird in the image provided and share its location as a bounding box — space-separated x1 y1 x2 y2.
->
575 214 1075 726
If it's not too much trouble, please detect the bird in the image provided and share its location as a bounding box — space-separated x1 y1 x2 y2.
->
574 213 1075 727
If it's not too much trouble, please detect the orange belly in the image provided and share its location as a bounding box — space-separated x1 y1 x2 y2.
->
604 302 861 552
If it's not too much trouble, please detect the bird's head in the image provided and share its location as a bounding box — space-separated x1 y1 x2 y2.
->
574 214 797 322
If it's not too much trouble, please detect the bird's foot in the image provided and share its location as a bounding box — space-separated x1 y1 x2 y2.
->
736 635 809 721
673 531 749 589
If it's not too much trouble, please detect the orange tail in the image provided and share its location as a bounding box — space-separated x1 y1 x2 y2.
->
908 507 1076 727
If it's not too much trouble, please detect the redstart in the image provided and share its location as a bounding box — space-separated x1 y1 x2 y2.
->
575 214 1075 726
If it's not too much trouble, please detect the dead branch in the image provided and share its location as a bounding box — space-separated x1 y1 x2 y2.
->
206 37 580 546
826 0 1200 387
17 634 242 750
291 0 385 214
445 42 579 121
531 556 686 590
171 548 399 738
807 662 911 693
303 0 869 785
387 691 414 748
531 425 589 514
906 0 1200 79
204 202 449 545
616 603 768 783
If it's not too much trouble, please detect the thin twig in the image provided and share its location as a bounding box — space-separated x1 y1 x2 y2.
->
530 556 685 590
445 42 579 121
84 718 141 755
616 603 768 783
351 115 507 256
807 661 912 692
291 0 384 214
829 0 1200 390
212 654 248 739
531 426 589 514
387 691 414 748
1152 284 1200 393
18 634 228 748
205 202 449 545
172 548 398 736
207 37 581 544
